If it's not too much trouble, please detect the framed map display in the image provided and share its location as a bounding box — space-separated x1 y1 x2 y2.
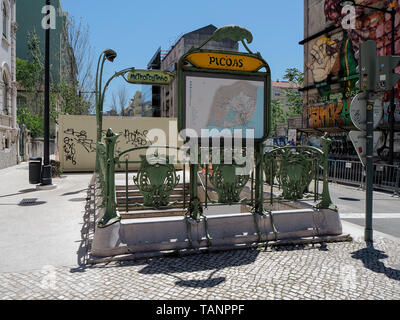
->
182 72 267 141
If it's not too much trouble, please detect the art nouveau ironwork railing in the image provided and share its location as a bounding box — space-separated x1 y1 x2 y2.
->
95 129 337 228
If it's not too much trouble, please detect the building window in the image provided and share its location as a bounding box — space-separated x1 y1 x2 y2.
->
3 73 8 115
2 2 7 39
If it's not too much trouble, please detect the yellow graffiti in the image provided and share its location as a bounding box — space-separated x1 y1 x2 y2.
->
307 36 339 83
308 102 345 128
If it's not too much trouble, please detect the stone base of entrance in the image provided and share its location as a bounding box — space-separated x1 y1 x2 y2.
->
90 207 344 258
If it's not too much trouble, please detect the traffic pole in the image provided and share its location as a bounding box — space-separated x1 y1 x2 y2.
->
365 95 374 243
41 0 52 186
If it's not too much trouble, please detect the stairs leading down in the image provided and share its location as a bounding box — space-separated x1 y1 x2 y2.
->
115 183 189 219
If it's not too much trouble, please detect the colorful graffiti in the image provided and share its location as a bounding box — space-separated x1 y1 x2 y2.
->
305 0 400 129
323 0 400 100
307 99 352 128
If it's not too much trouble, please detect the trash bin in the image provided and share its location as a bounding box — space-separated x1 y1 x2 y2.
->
29 157 42 184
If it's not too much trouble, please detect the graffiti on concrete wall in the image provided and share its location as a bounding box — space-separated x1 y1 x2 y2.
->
63 129 96 165
62 128 152 165
305 0 400 129
59 115 180 171
324 0 400 100
119 129 150 147
64 129 96 153
63 137 77 165
307 99 352 128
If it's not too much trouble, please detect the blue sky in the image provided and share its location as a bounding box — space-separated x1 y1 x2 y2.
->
61 0 304 111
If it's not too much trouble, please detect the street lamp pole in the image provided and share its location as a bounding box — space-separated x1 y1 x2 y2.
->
94 49 117 172
41 0 52 186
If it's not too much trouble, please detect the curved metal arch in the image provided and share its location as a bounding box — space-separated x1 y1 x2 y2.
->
115 146 183 163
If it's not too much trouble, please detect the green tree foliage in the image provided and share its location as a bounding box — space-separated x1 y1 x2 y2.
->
283 67 304 86
16 58 41 90
17 107 43 138
283 67 304 116
51 82 92 121
285 89 303 116
16 30 92 137
271 99 287 134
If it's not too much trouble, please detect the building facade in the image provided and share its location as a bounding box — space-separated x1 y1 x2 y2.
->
0 0 18 169
16 0 77 86
143 47 165 117
160 25 238 118
300 0 400 162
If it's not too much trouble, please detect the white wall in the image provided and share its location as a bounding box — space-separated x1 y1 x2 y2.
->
0 0 18 169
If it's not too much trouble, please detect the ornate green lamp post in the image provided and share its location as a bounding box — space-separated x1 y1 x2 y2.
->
94 59 135 228
95 49 117 172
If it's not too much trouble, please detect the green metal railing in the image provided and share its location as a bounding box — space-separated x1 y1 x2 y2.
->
95 128 337 229
115 145 188 212
96 128 190 227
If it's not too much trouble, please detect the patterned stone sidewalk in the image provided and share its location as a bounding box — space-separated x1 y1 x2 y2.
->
0 238 399 300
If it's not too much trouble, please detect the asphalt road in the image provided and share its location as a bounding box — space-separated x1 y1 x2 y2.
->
204 181 400 239
201 180 400 239
327 183 400 238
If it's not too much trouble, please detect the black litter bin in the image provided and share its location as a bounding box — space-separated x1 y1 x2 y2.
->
29 157 42 184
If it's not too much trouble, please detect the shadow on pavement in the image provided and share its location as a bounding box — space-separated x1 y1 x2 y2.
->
70 185 95 273
0 188 38 199
172 270 225 288
68 197 88 202
134 249 260 288
62 189 88 196
351 242 400 281
338 197 360 202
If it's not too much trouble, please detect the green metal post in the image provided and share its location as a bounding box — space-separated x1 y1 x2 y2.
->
98 129 121 228
189 163 201 221
125 158 129 213
254 142 264 213
270 161 273 205
316 134 337 211
365 97 374 242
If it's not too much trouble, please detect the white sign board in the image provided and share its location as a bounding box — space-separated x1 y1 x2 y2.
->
184 73 265 140
349 131 384 166
350 92 383 131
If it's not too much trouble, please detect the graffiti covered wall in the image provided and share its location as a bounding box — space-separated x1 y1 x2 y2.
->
58 115 182 172
304 0 400 129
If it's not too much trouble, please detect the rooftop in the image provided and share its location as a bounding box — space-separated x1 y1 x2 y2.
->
272 80 300 89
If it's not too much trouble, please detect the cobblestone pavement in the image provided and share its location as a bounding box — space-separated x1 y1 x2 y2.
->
1 238 400 300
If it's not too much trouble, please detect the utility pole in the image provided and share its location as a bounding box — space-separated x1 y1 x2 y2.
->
352 40 377 242
41 0 53 186
389 9 396 165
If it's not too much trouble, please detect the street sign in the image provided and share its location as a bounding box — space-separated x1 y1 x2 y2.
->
350 92 383 131
186 52 264 72
126 70 173 85
349 131 383 166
